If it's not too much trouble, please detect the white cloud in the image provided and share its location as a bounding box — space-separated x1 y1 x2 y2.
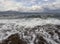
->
0 0 23 11
44 0 60 10
0 0 60 12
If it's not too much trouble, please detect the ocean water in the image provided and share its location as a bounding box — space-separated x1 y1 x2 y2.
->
0 18 60 44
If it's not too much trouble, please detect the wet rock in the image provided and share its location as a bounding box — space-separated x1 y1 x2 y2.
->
0 33 27 44
49 32 54 36
55 30 60 40
34 36 48 44
55 30 60 35
0 24 60 44
56 25 60 29
38 36 48 44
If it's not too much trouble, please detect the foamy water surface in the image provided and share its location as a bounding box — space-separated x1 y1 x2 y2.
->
0 18 60 44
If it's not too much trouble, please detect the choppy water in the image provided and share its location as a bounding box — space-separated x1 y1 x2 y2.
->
0 18 60 44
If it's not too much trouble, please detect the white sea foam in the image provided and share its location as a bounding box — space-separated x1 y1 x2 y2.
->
0 18 60 44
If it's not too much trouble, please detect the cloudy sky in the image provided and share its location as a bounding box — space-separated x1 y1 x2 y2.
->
0 0 60 12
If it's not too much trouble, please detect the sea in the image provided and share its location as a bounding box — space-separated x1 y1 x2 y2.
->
0 13 60 44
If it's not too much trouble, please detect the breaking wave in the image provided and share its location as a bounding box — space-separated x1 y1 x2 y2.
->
0 18 60 44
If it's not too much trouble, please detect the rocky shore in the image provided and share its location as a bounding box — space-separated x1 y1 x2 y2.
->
0 24 60 44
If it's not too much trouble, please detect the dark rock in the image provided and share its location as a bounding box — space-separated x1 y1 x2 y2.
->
55 30 60 39
38 36 48 44
56 25 60 29
34 36 48 44
49 32 54 36
55 30 60 35
0 33 27 44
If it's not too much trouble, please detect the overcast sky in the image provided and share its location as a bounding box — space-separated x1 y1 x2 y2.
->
0 0 60 12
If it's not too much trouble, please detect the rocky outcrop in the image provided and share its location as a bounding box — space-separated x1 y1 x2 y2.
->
0 33 27 44
0 24 60 44
34 36 48 44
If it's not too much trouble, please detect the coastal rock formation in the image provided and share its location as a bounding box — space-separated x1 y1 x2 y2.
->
0 33 27 44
